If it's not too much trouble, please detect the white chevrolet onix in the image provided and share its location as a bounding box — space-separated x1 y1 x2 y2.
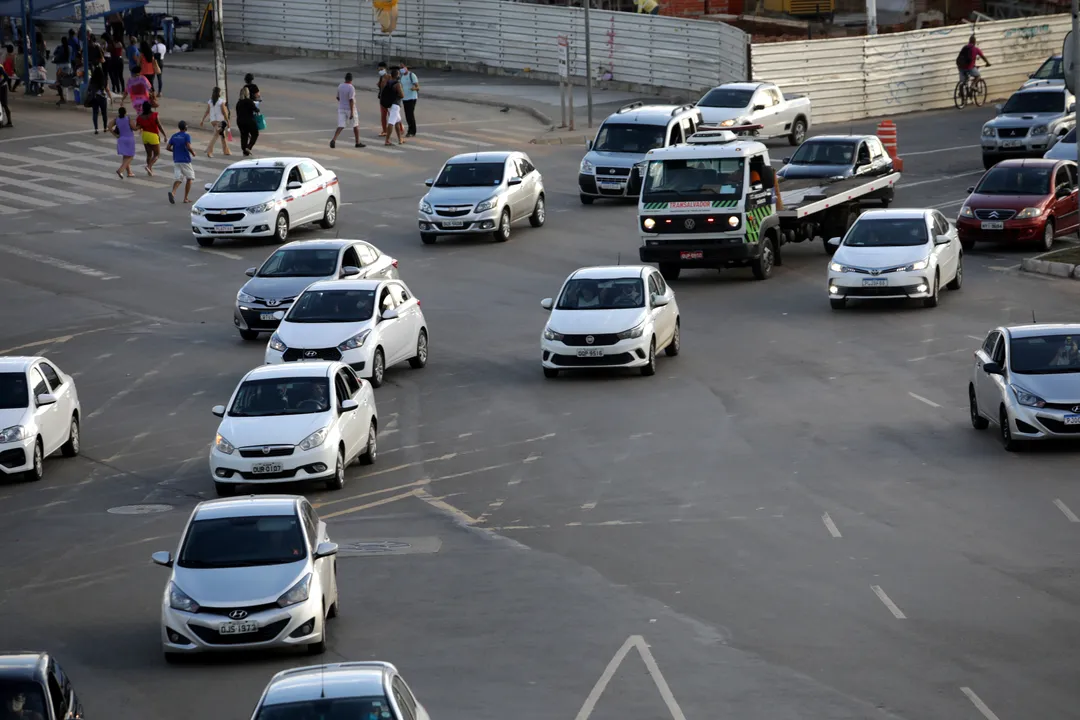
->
209 362 377 497
540 265 680 378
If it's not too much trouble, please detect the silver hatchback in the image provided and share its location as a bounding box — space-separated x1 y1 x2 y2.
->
418 151 545 244
248 662 430 720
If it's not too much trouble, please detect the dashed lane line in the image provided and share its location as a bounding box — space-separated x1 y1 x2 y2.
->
1054 498 1080 522
183 245 244 260
903 144 980 156
822 512 842 538
897 170 983 189
0 245 120 279
960 687 1002 720
908 392 942 408
871 585 907 619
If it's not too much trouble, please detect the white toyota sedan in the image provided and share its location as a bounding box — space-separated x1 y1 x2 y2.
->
209 362 377 497
192 157 340 246
826 209 963 309
540 265 680 378
265 279 428 389
0 356 81 482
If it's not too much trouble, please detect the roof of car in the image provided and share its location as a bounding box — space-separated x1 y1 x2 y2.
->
1004 323 1080 338
571 265 648 280
605 105 692 125
709 82 768 92
800 135 871 143
243 362 336 381
646 137 768 159
1016 84 1068 93
261 663 397 705
223 157 314 169
993 158 1062 168
856 209 931 221
194 495 300 520
0 652 47 680
304 278 384 292
0 356 40 371
279 239 365 251
446 151 515 163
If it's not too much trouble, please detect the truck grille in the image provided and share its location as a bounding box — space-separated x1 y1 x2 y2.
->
997 128 1028 139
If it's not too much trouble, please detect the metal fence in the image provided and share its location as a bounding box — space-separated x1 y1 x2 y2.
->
752 14 1069 124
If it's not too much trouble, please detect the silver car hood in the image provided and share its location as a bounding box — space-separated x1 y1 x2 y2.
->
423 185 504 206
1009 371 1080 403
240 275 326 301
986 112 1063 127
172 560 309 605
584 150 646 167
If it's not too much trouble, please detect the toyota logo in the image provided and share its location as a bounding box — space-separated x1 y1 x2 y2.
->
228 609 248 620
262 446 271 455
684 219 696 229
265 299 281 307
585 335 595 345
871 269 881 276
304 350 318 358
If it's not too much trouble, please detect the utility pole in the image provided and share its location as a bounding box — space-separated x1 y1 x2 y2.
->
583 0 593 128
212 0 228 102
1072 0 1080 172
866 0 877 35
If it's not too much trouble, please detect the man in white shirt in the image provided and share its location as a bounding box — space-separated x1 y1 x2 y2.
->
330 72 364 149
151 35 166 94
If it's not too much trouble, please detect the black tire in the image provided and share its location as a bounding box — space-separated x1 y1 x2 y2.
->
579 194 594 205
658 263 681 281
972 77 987 107
529 195 546 227
326 448 345 490
1000 407 1020 451
420 233 438 245
164 652 184 665
214 481 235 497
830 297 847 310
961 237 975 252
493 209 511 242
370 347 386 388
751 236 775 280
359 422 377 465
788 117 807 146
327 589 339 618
408 329 428 369
880 188 894 208
273 211 289 243
1042 219 1055 251
319 198 337 229
969 385 989 430
982 155 998 171
640 339 657 377
665 320 680 357
953 81 967 110
24 439 43 482
947 254 963 290
60 416 80 457
543 367 559 379
238 329 260 341
923 274 940 308
195 235 215 247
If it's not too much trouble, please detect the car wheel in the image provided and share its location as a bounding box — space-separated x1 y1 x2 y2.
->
274 212 289 243
665 320 680 357
751 237 774 280
164 652 184 665
969 385 989 430
830 297 847 310
788 118 807 146
658 263 681 281
579 194 594 205
214 481 235 497
319 198 337 229
60 416 80 457
922 273 940 308
420 232 438 245
408 329 428 369
24 438 43 482
543 367 559 379
947 254 963 290
493 209 511 242
326 448 345 490
1042 219 1055 251
529 195 546 227
238 329 260 342
1000 406 1020 451
195 236 215 247
961 237 975 252
640 338 656 377
359 422 378 465
370 347 386 388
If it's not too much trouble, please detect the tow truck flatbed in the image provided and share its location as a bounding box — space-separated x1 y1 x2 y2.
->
777 172 902 219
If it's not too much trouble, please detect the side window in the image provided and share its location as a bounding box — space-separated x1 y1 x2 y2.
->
379 287 396 313
870 137 885 159
300 163 321 183
337 370 356 398
981 331 999 356
38 362 62 392
505 159 518 180
1067 164 1078 187
856 142 871 165
519 158 535 175
667 122 682 146
681 117 694 137
993 335 1007 365
392 678 418 720
769 88 782 105
342 367 361 395
300 502 317 549
341 246 361 269
388 283 410 305
48 674 67 720
357 244 378 266
653 272 668 295
647 274 660 299
287 166 302 185
334 374 349 408
30 367 48 401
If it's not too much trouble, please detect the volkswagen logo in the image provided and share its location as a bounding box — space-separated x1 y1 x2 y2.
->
228 609 248 620
265 299 280 307
262 446 271 455
585 335 595 345
684 218 696 229
304 350 318 358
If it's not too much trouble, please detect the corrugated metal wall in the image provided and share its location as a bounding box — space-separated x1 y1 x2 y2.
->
752 14 1069 124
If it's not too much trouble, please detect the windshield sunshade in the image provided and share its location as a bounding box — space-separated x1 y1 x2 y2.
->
843 218 928 247
229 377 330 417
1010 334 1080 374
557 277 645 310
178 515 306 568
286 289 376 323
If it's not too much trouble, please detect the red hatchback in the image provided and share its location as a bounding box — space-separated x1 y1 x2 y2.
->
956 158 1078 252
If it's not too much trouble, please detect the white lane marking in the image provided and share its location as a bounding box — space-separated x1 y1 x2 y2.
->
3 166 133 196
0 245 119 279
581 502 597 510
903 144 981 156
0 189 56 207
1054 498 1080 522
908 348 969 362
422 131 492 147
908 392 942 408
414 488 479 524
961 687 1002 720
406 135 470 150
574 635 687 720
0 151 162 188
897 170 983 189
822 512 842 538
183 245 243 260
87 369 160 419
967 335 983 341
870 585 907 619
0 202 22 214
0 128 117 144
488 499 505 509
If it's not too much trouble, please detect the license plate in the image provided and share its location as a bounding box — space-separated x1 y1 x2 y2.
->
213 224 232 232
1065 415 1080 425
442 220 464 228
680 250 704 260
250 463 283 474
599 181 625 188
577 349 604 357
862 278 887 287
219 621 259 635
1002 140 1023 148
260 312 277 321
980 221 1004 230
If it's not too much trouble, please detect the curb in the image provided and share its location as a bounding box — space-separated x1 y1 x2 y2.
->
165 62 556 128
1020 252 1080 280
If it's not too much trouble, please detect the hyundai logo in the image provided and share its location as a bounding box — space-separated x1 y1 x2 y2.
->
684 219 696 229
262 446 271 455
586 335 595 345
304 350 318 358
228 609 248 620
265 299 281 307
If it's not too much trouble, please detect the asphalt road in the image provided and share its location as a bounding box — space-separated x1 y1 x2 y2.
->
1 68 1079 720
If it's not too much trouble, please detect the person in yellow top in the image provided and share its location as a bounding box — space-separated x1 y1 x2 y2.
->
635 0 660 13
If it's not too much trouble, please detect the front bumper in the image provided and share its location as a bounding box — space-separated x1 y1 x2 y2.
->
264 346 370 375
192 209 277 238
209 443 338 484
579 171 642 198
161 593 324 653
235 302 293 333
1006 403 1080 440
418 208 501 235
827 271 931 300
639 237 758 266
956 216 1046 244
541 336 650 369
0 436 35 475
981 134 1054 158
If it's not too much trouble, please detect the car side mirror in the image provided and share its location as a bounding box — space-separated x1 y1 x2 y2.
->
827 237 841 247
1057 185 1071 198
211 405 226 417
204 183 213 191
36 393 57 406
508 177 523 186
341 265 360 277
983 361 1003 375
314 541 339 559
244 267 257 277
151 551 173 568
652 294 669 307
381 307 399 320
782 157 790 164
272 310 285 320
752 104 765 111
287 181 302 190
966 186 976 193
340 399 358 412
935 234 951 245
586 139 593 150
424 178 434 187
541 298 553 310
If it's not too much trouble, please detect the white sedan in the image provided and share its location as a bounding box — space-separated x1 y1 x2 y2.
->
191 157 340 246
540 265 680 378
0 356 81 482
826 209 963 310
209 361 377 497
265 279 428 389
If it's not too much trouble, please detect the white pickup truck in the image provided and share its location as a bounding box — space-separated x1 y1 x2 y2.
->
695 82 812 146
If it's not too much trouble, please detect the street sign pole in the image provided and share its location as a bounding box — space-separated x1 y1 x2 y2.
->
583 0 593 128
1072 2 1080 171
558 35 569 128
212 0 228 105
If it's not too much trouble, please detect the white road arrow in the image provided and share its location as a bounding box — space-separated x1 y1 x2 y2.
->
574 635 687 720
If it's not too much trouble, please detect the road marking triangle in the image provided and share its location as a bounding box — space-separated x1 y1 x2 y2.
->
574 635 687 720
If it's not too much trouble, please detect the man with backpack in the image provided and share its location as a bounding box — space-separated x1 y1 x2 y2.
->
956 35 990 89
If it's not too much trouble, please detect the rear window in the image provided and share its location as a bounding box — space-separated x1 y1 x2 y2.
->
256 698 392 720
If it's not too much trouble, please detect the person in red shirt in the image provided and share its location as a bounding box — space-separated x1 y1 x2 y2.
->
957 35 991 88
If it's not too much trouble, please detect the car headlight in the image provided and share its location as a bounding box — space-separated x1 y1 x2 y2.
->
719 118 736 127
237 291 256 303
0 425 27 443
727 215 739 227
960 205 975 217
580 158 594 174
1030 125 1048 136
543 327 564 341
299 427 328 452
982 126 996 137
1010 384 1046 408
829 261 847 272
643 218 656 230
616 322 645 340
1015 207 1043 219
901 257 930 272
277 573 312 608
475 196 499 213
168 582 200 613
214 433 235 455
245 200 277 214
190 206 205 216
337 329 371 351
268 332 287 352
419 200 433 214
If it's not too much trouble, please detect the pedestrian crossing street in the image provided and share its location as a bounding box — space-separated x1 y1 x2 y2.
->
0 124 545 217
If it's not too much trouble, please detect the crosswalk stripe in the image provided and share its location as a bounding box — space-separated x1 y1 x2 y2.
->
421 131 492 147
5 167 133 196
0 188 58 207
66 141 119 154
0 203 21 214
0 150 162 189
0 177 92 203
444 129 520 146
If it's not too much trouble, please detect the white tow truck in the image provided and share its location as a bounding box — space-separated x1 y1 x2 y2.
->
637 126 903 280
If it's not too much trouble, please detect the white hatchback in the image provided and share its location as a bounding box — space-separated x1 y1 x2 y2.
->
209 362 377 497
0 356 81 482
265 279 428 388
540 265 680 378
827 209 963 309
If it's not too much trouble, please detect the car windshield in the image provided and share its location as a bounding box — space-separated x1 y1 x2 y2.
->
1031 56 1063 80
256 697 393 720
1010 334 1080 374
178 514 306 568
286 289 376 323
975 166 1051 195
229 377 331 417
697 88 753 108
843 218 928 247
211 167 285 193
1002 91 1065 114
434 162 504 187
0 372 28 409
557 277 645 310
643 157 744 201
789 141 857 166
0 681 49 719
592 123 665 153
258 249 339 277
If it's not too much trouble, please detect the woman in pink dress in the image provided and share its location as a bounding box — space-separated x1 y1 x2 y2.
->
122 69 151 113
108 105 138 178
